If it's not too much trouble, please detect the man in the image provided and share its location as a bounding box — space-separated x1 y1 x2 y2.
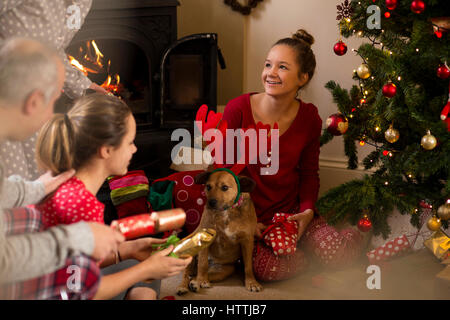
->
0 37 124 298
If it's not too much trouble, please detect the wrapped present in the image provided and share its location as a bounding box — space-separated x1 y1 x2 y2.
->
262 213 298 256
371 202 435 251
151 234 181 258
110 208 186 239
367 234 411 264
108 170 150 218
172 228 216 258
424 230 450 261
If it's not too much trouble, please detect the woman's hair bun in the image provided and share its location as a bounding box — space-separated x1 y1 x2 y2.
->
292 29 314 46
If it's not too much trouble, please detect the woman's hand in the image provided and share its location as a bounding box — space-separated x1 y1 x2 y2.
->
288 209 314 239
37 169 75 196
119 237 167 262
255 222 267 239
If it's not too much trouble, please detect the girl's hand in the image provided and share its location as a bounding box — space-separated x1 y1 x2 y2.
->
120 237 167 262
288 209 314 239
141 246 193 279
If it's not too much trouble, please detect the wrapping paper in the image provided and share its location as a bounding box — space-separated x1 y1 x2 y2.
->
262 213 298 256
367 234 411 264
172 228 216 258
424 230 450 261
110 208 186 239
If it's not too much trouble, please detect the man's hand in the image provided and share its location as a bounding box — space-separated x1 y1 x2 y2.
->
88 222 125 262
288 209 314 239
89 82 108 95
37 169 75 196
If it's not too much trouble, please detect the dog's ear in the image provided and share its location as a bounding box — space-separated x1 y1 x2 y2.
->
195 171 211 185
238 176 256 193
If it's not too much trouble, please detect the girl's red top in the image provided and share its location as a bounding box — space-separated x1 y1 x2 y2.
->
222 93 322 225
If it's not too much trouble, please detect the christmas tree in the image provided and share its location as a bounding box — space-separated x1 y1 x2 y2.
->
317 0 450 238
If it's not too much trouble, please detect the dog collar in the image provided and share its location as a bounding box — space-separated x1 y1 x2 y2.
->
210 168 241 204
231 194 244 209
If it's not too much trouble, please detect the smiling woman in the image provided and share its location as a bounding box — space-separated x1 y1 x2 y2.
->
222 29 364 281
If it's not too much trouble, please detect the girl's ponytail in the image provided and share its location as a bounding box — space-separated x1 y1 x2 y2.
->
36 113 75 175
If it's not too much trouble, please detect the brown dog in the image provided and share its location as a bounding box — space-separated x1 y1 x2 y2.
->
176 169 263 294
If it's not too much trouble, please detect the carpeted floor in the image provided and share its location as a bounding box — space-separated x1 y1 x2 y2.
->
160 249 449 300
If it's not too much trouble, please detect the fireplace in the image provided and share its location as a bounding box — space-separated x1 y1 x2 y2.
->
59 0 223 182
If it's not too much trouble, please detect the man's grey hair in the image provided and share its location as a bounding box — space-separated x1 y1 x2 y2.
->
0 37 60 105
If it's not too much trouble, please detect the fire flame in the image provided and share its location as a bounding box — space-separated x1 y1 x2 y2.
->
68 40 121 94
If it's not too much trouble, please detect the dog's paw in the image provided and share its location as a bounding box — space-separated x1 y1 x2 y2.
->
176 286 189 296
200 280 211 288
189 279 211 292
188 279 200 292
245 279 263 292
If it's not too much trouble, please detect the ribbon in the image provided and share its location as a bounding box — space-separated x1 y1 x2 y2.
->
152 234 180 258
261 213 299 240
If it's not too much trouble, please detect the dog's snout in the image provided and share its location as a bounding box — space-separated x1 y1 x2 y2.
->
208 199 218 209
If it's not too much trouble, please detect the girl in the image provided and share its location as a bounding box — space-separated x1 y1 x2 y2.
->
35 93 192 299
223 30 363 281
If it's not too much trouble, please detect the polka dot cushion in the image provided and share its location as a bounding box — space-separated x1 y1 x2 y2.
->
152 170 206 234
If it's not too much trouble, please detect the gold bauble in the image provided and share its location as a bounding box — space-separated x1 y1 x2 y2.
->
437 203 450 221
385 125 400 143
421 130 437 150
427 216 442 231
356 63 371 79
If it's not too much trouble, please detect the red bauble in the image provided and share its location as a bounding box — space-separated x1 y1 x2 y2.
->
333 41 347 56
386 0 397 10
357 216 372 232
382 82 397 98
410 0 425 14
326 113 349 136
437 64 450 79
